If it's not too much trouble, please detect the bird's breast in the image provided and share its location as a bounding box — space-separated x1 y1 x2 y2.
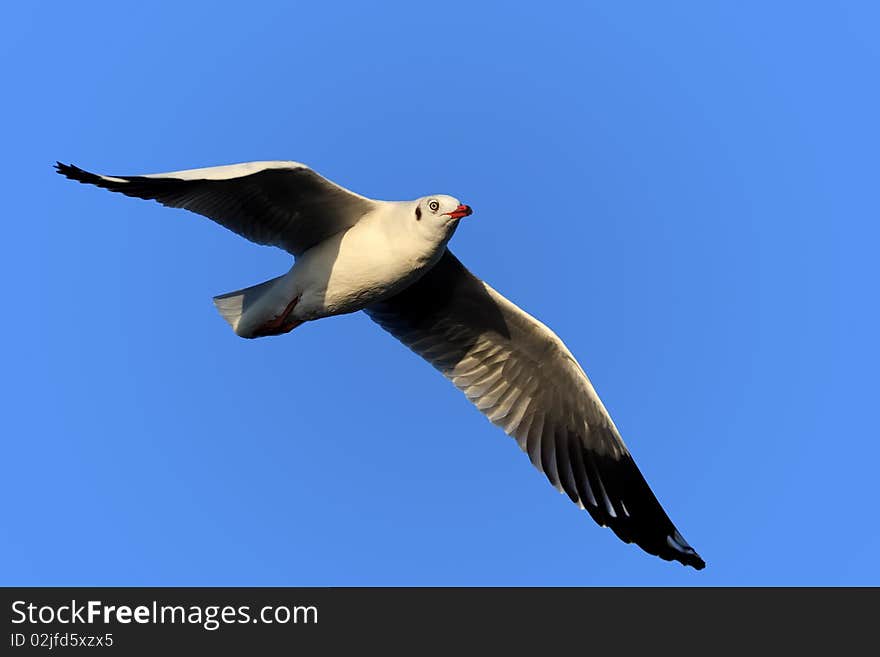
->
291 221 441 320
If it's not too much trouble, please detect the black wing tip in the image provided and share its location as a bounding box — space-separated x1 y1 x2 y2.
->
619 522 705 570
55 161 92 183
55 161 74 176
688 555 707 570
671 544 706 570
577 450 706 570
617 527 705 570
665 529 706 570
55 162 133 191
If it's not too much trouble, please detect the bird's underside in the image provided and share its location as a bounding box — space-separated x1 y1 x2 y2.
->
56 159 705 569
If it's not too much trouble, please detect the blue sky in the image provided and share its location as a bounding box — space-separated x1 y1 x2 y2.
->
1 2 877 585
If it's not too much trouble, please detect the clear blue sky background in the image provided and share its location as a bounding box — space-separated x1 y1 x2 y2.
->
1 2 877 586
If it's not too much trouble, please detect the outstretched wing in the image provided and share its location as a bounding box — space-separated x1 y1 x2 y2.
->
56 160 376 256
365 250 704 569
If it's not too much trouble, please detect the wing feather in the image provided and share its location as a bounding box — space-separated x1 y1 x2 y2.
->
365 250 705 569
56 160 375 255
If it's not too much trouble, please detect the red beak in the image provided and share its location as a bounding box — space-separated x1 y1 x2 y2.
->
444 204 473 219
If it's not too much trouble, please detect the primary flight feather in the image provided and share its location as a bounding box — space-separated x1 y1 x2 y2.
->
56 159 705 569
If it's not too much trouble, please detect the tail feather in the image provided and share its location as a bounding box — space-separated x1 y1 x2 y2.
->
213 276 285 335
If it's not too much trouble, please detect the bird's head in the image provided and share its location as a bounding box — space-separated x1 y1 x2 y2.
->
413 194 473 227
403 194 471 251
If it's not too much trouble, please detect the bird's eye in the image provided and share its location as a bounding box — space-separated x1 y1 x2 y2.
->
428 199 440 212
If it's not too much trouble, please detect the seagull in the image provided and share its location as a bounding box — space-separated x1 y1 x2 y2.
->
56 159 705 569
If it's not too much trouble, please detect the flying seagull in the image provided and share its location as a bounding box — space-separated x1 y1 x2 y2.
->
56 160 705 569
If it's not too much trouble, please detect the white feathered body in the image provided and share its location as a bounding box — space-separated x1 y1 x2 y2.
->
296 203 452 318
225 202 456 336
